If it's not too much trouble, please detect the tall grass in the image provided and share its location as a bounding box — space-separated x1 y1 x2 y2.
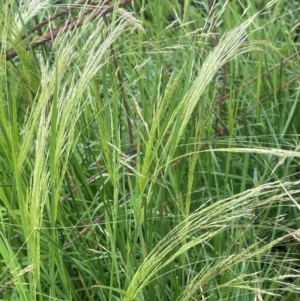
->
0 0 299 300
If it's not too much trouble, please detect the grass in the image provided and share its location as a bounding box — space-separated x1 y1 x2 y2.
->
0 0 300 300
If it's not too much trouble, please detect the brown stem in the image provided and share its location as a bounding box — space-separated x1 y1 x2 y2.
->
215 50 300 105
6 0 133 60
20 0 105 40
238 74 300 121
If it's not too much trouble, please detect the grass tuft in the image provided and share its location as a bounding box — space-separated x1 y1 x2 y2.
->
0 0 299 300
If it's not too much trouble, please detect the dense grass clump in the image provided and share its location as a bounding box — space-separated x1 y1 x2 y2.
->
0 0 299 300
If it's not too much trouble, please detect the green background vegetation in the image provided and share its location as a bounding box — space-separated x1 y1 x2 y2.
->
0 0 300 300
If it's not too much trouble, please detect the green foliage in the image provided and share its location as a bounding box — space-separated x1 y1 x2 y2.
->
0 0 299 300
